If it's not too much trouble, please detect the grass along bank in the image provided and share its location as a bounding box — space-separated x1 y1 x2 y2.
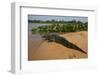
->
31 22 88 34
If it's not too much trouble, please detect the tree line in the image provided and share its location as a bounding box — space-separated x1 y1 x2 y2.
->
28 19 87 24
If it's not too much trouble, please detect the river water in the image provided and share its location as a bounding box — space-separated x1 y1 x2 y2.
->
28 23 51 53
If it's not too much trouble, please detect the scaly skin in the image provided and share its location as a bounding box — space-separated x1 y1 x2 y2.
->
42 33 87 54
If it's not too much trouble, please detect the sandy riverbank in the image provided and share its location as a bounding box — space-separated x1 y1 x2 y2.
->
28 31 88 60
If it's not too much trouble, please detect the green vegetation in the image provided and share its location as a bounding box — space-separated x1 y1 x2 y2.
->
30 20 88 34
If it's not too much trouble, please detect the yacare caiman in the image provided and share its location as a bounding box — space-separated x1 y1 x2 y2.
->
42 33 87 54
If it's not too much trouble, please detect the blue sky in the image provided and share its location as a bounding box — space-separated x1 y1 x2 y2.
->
28 15 88 23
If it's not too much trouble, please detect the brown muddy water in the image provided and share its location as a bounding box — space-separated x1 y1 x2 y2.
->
28 23 50 59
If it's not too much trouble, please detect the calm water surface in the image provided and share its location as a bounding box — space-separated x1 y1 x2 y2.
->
28 23 51 51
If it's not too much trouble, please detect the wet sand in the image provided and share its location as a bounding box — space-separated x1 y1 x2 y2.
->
28 31 88 60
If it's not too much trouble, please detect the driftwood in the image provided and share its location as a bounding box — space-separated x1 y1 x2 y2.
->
42 33 87 54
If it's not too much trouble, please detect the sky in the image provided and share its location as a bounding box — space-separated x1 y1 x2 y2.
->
28 15 88 23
